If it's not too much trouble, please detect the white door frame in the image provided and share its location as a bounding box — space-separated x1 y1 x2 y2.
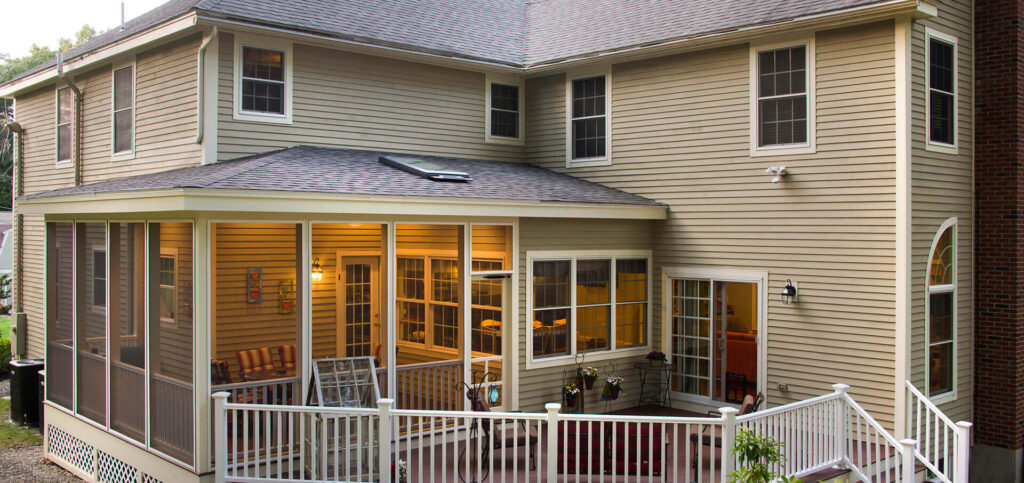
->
661 266 768 409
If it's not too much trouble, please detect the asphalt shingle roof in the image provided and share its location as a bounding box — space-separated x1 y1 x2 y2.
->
6 0 896 84
22 146 663 207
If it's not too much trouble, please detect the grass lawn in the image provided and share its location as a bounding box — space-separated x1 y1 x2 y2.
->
0 314 9 341
0 399 43 449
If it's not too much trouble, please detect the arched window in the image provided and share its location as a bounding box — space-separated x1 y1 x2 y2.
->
927 221 956 397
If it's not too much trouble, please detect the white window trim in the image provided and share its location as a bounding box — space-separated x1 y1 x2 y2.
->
565 68 612 168
749 36 816 157
159 248 178 328
395 254 461 353
110 58 137 161
55 86 73 168
924 28 958 154
485 74 525 145
925 217 957 403
233 34 294 125
526 249 651 369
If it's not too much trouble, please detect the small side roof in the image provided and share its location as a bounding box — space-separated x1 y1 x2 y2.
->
20 146 665 218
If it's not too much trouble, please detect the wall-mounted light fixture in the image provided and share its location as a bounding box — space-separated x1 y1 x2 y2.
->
765 166 787 183
311 257 323 282
781 279 798 305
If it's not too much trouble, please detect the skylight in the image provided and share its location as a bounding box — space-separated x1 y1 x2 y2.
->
379 156 472 182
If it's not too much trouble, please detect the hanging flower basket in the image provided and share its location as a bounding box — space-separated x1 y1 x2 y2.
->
581 367 599 389
564 383 581 407
602 376 623 400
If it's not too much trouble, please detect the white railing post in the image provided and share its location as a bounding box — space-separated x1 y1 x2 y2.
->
379 398 394 483
720 407 739 478
899 439 917 483
212 391 229 483
954 421 972 482
832 384 850 462
545 403 560 482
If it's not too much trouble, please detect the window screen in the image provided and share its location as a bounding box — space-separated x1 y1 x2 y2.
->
490 83 519 138
929 38 955 145
571 76 607 159
57 87 72 161
757 46 808 147
241 46 285 114
113 65 133 153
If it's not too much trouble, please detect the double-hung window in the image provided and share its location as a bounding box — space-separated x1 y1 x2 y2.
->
530 253 649 364
487 79 522 142
159 251 177 326
234 37 293 123
56 87 72 163
927 222 956 398
751 40 814 155
927 30 957 150
567 71 610 165
112 64 134 156
396 256 460 350
92 249 106 308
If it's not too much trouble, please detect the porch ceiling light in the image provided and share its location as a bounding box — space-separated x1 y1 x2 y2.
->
781 279 798 305
311 257 323 283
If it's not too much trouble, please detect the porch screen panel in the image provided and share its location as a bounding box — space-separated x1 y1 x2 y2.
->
532 260 570 358
471 225 512 272
110 223 145 442
76 222 107 425
615 259 648 347
45 222 74 410
149 222 194 465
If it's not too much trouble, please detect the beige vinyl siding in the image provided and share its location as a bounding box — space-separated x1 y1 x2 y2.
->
517 218 654 412
908 0 973 423
22 214 46 357
527 21 898 425
216 32 525 162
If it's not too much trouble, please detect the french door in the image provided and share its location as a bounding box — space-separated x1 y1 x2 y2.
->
669 276 761 406
337 255 381 358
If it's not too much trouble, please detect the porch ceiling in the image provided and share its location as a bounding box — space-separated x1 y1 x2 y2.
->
18 146 667 220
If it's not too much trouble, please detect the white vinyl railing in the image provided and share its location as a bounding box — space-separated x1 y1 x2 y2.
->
213 383 968 483
905 381 972 483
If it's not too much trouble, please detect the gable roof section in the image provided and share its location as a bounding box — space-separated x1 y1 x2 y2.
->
20 145 663 208
3 0 925 90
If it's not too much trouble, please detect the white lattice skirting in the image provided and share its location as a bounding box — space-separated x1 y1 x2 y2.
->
46 423 166 483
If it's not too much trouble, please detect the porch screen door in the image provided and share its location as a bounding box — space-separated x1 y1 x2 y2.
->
470 274 508 409
338 256 380 358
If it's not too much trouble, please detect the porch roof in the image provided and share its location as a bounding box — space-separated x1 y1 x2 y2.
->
18 146 667 219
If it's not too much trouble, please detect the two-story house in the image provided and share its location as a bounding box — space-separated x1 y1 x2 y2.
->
0 0 978 481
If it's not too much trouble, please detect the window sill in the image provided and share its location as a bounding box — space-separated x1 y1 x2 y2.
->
233 110 292 125
924 142 957 155
485 135 524 146
566 156 612 168
526 346 648 370
750 143 815 157
928 391 957 406
111 150 135 162
55 160 73 169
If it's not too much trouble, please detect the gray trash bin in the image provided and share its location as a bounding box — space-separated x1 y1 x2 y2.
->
9 358 44 426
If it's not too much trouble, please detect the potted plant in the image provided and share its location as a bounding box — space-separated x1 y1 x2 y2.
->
581 367 599 389
728 429 802 483
603 376 623 399
563 383 581 407
647 351 667 367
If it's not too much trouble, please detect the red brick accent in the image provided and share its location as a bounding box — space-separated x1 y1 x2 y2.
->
975 0 1024 451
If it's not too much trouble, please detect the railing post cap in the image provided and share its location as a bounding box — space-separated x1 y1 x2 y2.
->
377 398 395 406
545 403 561 412
899 438 917 448
832 383 850 393
211 391 230 400
955 421 973 429
719 407 740 415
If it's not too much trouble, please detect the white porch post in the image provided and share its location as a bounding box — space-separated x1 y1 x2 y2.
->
195 218 212 472
832 384 849 463
378 398 394 483
719 407 739 478
545 403 560 481
300 221 312 402
212 391 229 483
900 439 917 483
954 421 972 482
387 222 396 401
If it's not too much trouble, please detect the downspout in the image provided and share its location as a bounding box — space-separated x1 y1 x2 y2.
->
6 121 23 321
196 26 218 144
57 52 83 186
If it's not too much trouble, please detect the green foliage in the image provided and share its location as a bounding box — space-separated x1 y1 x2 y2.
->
0 399 43 447
729 429 803 483
0 274 11 315
0 338 9 377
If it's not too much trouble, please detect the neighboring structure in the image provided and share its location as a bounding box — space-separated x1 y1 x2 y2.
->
0 0 975 481
974 0 1022 481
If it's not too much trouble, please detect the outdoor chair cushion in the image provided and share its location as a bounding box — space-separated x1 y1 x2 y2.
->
278 344 296 369
236 347 275 379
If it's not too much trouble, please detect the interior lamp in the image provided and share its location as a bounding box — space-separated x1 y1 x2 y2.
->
781 279 798 305
311 257 323 283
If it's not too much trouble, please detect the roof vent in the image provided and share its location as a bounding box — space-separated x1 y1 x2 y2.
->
379 155 471 182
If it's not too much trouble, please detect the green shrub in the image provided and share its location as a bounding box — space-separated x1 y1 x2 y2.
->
0 338 9 376
729 429 803 483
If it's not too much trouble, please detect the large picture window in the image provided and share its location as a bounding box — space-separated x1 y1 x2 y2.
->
530 253 649 362
397 255 460 350
927 30 957 149
927 222 955 397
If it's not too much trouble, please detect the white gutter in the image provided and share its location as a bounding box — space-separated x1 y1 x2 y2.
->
195 26 218 144
17 187 669 220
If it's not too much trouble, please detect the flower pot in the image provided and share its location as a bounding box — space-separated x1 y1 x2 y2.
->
609 387 620 399
649 359 664 368
584 379 595 390
565 395 579 407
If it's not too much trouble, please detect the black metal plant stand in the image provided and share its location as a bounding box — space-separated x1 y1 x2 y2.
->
455 370 499 483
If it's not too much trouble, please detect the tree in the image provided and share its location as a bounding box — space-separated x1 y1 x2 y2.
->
0 25 97 210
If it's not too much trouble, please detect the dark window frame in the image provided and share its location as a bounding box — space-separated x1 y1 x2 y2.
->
569 74 609 163
488 82 521 140
240 45 287 116
756 45 810 148
112 64 134 155
56 87 72 163
928 33 957 147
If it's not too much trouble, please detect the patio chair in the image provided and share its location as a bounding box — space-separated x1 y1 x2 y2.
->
278 344 296 370
691 392 763 473
211 359 233 385
236 347 276 381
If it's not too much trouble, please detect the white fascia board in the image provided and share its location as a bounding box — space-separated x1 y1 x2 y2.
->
0 13 199 97
17 188 668 220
